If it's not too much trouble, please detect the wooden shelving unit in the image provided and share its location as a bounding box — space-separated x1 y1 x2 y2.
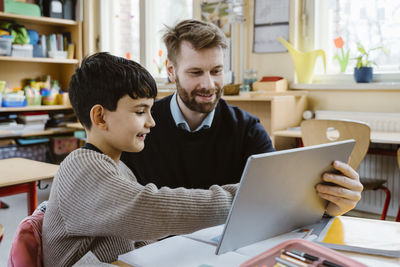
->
0 105 72 113
0 12 82 89
0 12 81 140
0 56 78 64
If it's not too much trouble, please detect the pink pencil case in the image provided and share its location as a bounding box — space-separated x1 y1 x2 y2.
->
240 239 366 267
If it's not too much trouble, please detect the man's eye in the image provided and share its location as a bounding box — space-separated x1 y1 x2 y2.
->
190 71 202 75
212 69 222 75
136 111 145 115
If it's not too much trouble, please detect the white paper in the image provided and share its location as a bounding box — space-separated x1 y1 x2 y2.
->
253 25 289 53
118 236 250 267
254 0 290 25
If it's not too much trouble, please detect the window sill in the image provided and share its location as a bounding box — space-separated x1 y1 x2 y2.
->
290 82 400 91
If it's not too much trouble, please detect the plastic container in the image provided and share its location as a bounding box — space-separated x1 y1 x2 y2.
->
2 94 26 107
240 239 366 267
0 36 13 56
26 95 42 106
243 69 257 91
11 44 33 58
48 50 68 59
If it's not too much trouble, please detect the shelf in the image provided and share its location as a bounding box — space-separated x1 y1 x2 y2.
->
0 56 78 64
0 127 76 139
0 11 78 26
0 105 72 112
290 82 400 91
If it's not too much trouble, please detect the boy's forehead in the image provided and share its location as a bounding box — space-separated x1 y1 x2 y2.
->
118 95 154 107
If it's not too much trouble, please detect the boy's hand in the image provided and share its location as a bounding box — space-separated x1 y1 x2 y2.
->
316 161 363 216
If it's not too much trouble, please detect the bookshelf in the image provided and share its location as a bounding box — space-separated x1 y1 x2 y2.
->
0 11 82 91
0 12 82 139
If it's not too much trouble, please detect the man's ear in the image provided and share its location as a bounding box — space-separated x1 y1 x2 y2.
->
90 104 107 130
166 59 176 83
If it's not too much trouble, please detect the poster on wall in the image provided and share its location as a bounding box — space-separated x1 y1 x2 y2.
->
201 1 231 72
253 0 289 53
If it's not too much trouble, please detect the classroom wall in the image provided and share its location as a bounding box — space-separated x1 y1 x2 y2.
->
242 0 400 113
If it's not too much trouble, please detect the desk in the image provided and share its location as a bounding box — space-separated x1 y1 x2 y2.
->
0 158 58 215
114 217 400 267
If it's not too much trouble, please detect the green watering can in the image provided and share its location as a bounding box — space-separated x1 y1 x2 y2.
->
278 37 326 84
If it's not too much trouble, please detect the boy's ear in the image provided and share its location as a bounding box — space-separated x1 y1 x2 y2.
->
90 104 107 130
166 59 176 83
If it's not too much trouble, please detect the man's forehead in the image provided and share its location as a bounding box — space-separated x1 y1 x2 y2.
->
176 42 224 69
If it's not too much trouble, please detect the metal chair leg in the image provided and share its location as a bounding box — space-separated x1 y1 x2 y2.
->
378 186 391 220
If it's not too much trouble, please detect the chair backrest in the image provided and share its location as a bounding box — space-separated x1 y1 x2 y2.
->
301 119 371 170
8 202 47 267
0 224 3 243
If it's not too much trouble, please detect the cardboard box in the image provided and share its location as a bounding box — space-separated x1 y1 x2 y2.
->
252 78 288 92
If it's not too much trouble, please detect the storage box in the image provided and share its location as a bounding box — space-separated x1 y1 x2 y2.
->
56 93 71 106
2 94 26 107
0 36 12 56
0 142 48 162
4 0 41 17
11 44 33 58
48 50 68 59
51 136 78 155
252 78 288 92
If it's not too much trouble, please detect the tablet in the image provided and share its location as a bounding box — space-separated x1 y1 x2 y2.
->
216 139 355 255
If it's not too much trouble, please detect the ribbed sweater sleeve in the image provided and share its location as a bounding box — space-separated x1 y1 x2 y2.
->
57 148 237 241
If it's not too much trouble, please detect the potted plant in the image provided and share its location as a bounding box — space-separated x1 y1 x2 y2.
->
353 42 388 83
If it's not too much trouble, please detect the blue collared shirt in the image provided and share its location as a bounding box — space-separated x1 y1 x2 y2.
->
169 92 215 132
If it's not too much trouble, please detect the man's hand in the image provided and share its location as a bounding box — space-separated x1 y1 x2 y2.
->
316 161 363 216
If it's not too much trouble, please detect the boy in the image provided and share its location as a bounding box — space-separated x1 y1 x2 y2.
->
42 52 238 266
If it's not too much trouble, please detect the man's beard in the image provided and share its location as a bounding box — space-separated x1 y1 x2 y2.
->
175 76 222 114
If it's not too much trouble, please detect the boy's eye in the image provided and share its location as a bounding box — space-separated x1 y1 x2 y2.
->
135 111 145 115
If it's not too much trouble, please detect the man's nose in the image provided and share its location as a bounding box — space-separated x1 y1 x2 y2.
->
200 73 215 89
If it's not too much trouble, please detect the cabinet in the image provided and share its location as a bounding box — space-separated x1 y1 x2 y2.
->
0 12 82 139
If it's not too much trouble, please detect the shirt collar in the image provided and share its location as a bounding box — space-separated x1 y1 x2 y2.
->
169 91 215 132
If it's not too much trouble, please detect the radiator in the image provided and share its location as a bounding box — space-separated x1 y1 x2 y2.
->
354 144 399 217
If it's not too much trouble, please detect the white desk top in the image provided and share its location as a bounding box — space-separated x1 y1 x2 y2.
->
116 218 400 267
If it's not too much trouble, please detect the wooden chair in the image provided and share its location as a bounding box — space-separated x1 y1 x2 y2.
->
301 119 391 220
0 224 3 243
396 148 400 222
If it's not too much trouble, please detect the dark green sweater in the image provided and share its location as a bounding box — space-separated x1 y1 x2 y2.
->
121 95 274 189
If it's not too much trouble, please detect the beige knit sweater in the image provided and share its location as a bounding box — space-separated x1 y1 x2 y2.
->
42 148 237 266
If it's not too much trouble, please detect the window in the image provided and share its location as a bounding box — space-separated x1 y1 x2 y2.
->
303 0 400 81
100 0 193 78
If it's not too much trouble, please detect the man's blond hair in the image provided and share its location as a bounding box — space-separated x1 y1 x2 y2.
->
163 19 227 65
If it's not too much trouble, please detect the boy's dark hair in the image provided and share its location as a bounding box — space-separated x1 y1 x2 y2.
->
163 19 227 65
69 52 157 129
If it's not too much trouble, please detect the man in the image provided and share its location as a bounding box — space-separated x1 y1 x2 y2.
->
121 19 363 216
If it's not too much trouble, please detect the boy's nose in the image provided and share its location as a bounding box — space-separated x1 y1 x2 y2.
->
146 114 156 128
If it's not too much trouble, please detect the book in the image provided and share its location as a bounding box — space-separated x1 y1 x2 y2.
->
316 216 400 257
